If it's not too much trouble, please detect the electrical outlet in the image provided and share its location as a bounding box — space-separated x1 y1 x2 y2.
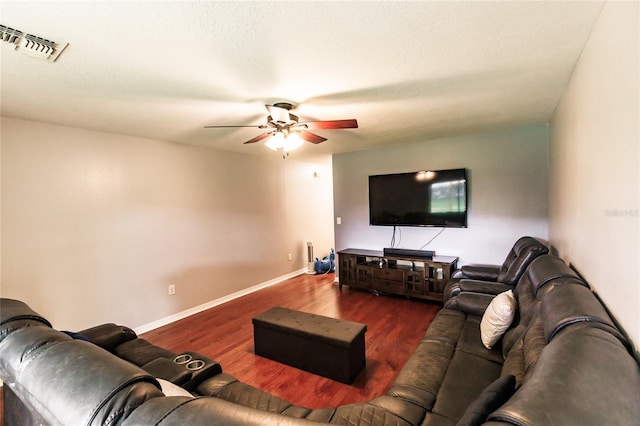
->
287 253 293 261
168 284 175 295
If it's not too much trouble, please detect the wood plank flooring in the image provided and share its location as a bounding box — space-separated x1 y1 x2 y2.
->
141 272 440 409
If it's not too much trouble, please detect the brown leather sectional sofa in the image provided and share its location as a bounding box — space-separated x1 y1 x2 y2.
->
1 252 639 425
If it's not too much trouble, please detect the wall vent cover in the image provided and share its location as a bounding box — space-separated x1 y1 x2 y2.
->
1 24 68 62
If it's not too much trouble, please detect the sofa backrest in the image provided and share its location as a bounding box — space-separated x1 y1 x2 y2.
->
540 282 630 349
491 256 640 425
511 254 586 330
496 237 549 286
0 298 52 344
0 299 164 426
490 324 640 425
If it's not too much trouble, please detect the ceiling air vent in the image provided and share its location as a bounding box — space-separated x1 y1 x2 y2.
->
0 24 68 62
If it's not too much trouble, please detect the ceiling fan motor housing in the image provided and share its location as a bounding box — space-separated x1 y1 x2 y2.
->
267 103 296 125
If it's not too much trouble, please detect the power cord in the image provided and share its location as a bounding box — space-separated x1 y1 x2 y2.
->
390 226 402 248
419 227 445 250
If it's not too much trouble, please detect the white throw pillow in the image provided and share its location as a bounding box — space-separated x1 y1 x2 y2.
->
480 290 517 349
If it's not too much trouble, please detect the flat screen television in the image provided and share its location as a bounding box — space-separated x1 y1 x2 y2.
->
369 168 468 228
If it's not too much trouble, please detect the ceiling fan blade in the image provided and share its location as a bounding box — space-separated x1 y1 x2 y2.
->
302 119 358 130
298 130 327 144
205 125 267 129
265 104 290 124
243 132 273 144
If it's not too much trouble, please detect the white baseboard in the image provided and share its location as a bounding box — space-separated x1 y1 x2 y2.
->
134 268 307 335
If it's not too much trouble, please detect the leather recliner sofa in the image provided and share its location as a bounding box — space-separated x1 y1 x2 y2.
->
442 236 549 302
1 254 639 425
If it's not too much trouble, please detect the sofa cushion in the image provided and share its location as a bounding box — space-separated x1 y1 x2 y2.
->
456 374 516 426
387 338 455 410
500 323 526 359
480 290 516 349
500 339 525 387
429 350 503 422
455 317 503 365
423 309 466 344
388 309 465 410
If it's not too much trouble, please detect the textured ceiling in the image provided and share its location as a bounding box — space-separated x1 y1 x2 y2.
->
1 1 604 163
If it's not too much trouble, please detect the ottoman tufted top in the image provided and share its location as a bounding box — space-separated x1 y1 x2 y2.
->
252 307 367 348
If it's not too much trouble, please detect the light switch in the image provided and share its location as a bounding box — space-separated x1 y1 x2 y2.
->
336 217 342 225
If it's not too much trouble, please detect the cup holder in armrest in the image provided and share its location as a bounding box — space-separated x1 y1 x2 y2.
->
186 359 206 371
142 357 192 386
173 354 193 364
173 351 222 391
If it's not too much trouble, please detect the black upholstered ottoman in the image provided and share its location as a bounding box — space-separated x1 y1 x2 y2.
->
252 307 367 384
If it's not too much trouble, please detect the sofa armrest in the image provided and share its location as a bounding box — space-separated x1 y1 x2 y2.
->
458 279 512 296
122 396 325 426
459 264 501 281
444 293 495 317
142 357 192 386
79 323 137 351
368 395 426 426
177 352 223 391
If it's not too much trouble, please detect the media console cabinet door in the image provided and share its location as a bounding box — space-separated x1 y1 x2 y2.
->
338 253 357 289
355 265 373 290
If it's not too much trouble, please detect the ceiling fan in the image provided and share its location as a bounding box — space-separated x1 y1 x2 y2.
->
204 102 358 154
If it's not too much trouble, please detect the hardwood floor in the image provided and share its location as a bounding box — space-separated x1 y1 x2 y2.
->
142 272 440 409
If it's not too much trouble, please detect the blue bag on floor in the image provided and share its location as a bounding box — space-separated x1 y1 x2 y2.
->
314 249 335 274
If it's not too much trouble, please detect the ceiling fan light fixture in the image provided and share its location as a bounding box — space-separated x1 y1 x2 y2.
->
265 131 285 151
283 132 304 152
264 130 304 153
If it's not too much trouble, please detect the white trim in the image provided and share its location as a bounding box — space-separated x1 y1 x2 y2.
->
134 268 306 335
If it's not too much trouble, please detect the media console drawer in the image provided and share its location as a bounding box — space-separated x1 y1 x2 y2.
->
373 279 405 294
372 268 404 281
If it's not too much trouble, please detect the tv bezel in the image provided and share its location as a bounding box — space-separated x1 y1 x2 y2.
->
368 168 468 228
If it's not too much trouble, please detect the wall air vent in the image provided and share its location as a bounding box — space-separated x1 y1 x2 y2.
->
0 24 68 62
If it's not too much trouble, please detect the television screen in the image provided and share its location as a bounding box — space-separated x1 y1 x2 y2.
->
369 168 468 227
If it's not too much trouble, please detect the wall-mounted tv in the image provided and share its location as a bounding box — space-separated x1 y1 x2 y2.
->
369 168 468 228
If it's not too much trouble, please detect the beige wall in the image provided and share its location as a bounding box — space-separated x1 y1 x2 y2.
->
1 117 335 330
333 125 549 266
549 1 639 346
